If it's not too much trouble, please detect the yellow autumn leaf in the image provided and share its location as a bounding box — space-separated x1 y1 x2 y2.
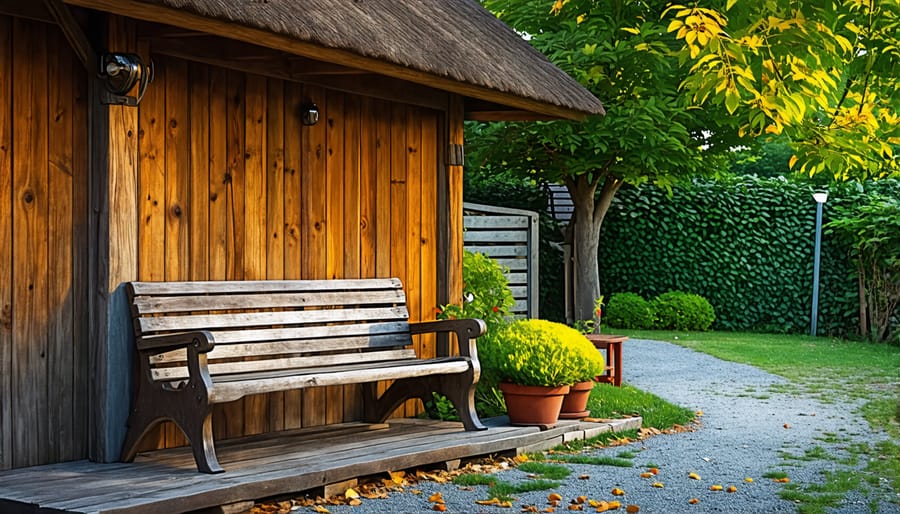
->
389 470 406 484
745 477 754 483
428 492 444 503
344 488 360 499
611 487 626 496
626 506 640 513
639 472 653 479
652 482 664 488
607 501 621 509
726 485 738 493
548 493 563 502
688 472 701 480
312 506 330 514
432 504 447 512
710 485 724 491
688 498 700 504
477 498 502 505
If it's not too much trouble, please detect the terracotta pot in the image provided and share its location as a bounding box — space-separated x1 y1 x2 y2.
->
499 382 570 427
559 380 594 419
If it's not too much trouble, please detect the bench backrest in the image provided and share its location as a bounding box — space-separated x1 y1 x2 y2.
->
127 278 415 382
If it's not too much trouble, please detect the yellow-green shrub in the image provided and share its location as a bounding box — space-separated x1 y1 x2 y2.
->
480 319 605 387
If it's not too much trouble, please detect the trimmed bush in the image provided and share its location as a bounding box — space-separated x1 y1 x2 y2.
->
606 293 655 329
652 291 715 331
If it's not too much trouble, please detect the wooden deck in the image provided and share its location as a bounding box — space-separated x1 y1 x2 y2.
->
0 417 641 514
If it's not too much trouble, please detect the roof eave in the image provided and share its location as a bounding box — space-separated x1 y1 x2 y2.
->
64 0 603 120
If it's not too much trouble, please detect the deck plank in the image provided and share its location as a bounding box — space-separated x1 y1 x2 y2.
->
0 417 640 514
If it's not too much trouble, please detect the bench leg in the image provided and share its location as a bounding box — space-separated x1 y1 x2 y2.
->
363 374 486 431
179 408 223 474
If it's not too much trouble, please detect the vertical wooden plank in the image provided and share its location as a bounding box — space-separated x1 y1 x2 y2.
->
359 97 377 279
47 27 75 463
221 70 246 438
207 65 228 439
405 107 423 417
95 14 140 462
420 110 438 362
324 90 344 424
164 57 191 448
189 64 210 282
12 18 49 467
135 47 166 451
442 95 465 358
389 103 408 419
70 38 90 463
0 15 12 471
374 100 392 280
244 74 268 437
300 85 327 427
208 67 227 283
342 94 362 421
265 78 286 432
282 83 303 430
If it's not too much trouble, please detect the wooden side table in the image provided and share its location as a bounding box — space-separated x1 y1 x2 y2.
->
584 334 628 387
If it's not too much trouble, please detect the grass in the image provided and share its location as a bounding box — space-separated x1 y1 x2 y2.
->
587 382 696 429
452 462 570 501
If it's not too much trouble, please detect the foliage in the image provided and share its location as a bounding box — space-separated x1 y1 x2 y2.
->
480 319 605 387
438 250 514 338
596 177 900 335
666 1 900 180
826 197 900 343
473 0 740 324
606 293 655 330
652 291 715 331
728 136 795 179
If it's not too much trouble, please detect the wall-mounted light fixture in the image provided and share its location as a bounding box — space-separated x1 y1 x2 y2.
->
99 52 154 106
301 103 320 126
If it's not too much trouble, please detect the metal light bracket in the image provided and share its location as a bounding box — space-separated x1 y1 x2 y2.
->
99 52 154 106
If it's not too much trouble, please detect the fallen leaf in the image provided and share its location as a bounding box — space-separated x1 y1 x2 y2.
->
311 507 329 514
567 506 582 511
542 509 555 513
688 472 701 480
625 506 640 513
726 486 737 493
695 410 704 416
429 492 444 503
648 468 659 475
783 423 790 429
432 504 447 512
574 496 587 504
607 501 621 509
522 506 539 513
775 477 791 483
611 488 626 496
744 477 754 483
651 482 664 488
548 493 563 502
688 498 699 505
344 488 360 499
578 474 590 480
499 501 513 508
639 472 653 479
389 470 406 484
477 498 502 506
710 485 723 491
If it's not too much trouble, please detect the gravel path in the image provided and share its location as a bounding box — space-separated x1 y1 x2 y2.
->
301 339 899 514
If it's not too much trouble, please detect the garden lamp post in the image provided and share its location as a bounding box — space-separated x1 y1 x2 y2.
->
810 192 828 336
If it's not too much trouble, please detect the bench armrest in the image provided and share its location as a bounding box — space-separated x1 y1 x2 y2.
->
136 330 215 354
408 318 486 358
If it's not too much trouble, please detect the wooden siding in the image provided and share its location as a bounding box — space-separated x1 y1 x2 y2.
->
0 15 90 470
133 53 443 450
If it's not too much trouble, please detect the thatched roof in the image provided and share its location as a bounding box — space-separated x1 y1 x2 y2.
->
76 0 605 120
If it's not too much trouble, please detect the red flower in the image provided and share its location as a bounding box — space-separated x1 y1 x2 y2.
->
492 306 499 313
595 308 602 316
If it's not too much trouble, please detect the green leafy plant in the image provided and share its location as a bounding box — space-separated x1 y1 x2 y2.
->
606 292 655 330
826 197 900 343
652 291 716 331
480 319 605 387
438 250 514 338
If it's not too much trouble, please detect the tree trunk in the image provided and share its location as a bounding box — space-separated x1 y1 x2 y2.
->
566 173 622 323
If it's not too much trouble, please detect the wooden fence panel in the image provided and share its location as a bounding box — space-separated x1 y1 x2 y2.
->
463 203 540 318
0 17 11 471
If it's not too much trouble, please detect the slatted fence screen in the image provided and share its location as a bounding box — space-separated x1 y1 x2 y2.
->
463 203 539 318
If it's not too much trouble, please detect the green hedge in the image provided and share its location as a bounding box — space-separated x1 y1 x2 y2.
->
598 177 900 335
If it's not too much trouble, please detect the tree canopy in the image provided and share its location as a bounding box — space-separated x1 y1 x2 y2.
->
666 0 900 179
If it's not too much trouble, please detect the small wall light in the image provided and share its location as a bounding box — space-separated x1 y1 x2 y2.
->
99 52 154 106
301 103 320 126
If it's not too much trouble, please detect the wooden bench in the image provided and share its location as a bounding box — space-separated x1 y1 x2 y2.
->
120 278 487 473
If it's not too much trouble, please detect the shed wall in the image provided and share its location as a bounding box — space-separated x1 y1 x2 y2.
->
0 15 90 470
131 54 443 451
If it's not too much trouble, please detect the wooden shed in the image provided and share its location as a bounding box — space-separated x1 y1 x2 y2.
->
0 0 603 471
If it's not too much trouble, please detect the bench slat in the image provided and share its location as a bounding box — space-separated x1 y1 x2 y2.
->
151 348 419 381
208 358 471 403
148 333 412 364
129 278 402 295
132 289 405 315
138 306 409 333
206 321 411 344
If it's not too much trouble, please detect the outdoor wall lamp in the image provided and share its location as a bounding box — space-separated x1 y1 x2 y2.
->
301 102 320 126
99 52 154 106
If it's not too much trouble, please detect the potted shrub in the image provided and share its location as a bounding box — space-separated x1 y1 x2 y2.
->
480 319 605 426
